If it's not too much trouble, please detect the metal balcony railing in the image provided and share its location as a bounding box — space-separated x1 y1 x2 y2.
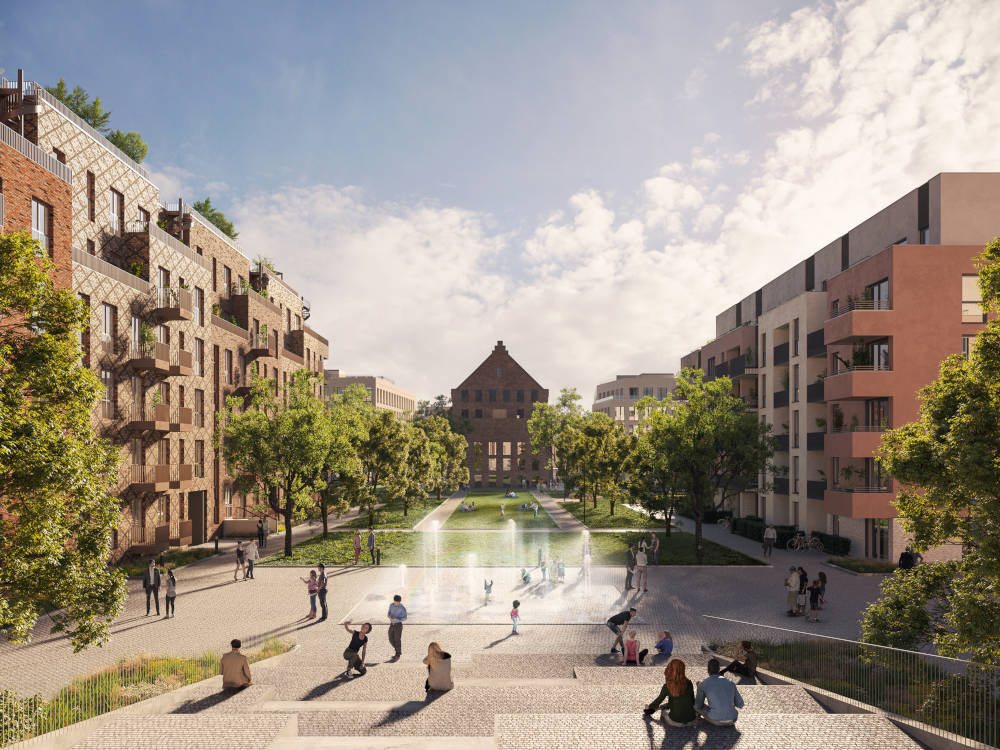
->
830 424 888 433
830 298 892 318
831 360 892 375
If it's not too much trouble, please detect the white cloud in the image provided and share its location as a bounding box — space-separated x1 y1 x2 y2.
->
715 36 733 52
226 0 1000 404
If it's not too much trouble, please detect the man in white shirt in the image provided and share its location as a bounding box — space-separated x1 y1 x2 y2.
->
785 566 800 616
245 541 259 580
635 548 649 592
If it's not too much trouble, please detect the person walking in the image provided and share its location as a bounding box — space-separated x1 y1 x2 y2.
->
300 570 318 619
316 563 329 620
484 579 493 604
367 527 376 565
164 569 177 618
234 540 246 581
762 524 777 558
245 541 258 580
423 642 454 692
256 518 266 549
624 545 636 591
387 594 407 660
807 579 823 622
636 546 649 592
648 532 659 566
353 529 362 566
606 607 636 654
341 621 370 678
818 571 827 607
510 600 520 634
142 560 161 616
784 566 799 616
644 658 697 727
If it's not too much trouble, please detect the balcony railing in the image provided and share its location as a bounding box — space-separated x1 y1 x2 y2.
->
830 424 887 433
128 340 170 371
0 120 73 183
129 464 169 488
775 434 789 452
806 329 826 358
806 380 824 402
806 431 825 451
169 347 193 376
830 298 891 319
152 286 193 321
773 476 789 495
773 342 789 365
773 389 789 408
831 361 892 375
831 484 890 493
806 480 826 500
170 406 193 431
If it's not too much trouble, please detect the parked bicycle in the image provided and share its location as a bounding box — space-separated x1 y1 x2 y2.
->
786 531 824 553
716 516 731 530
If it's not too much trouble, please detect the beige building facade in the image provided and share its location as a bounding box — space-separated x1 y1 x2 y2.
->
592 373 675 432
324 370 416 418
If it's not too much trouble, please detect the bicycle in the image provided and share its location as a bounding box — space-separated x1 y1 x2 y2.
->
716 517 731 530
787 532 824 553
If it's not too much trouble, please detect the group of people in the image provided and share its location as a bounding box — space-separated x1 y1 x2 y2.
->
233 540 260 581
457 500 478 512
351 528 378 566
606 607 673 664
300 563 333 620
644 657 746 727
784 566 827 621
141 560 177 618
624 533 660 592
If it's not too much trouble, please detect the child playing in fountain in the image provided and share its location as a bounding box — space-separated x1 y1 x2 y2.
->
484 579 493 604
511 600 520 634
520 568 531 584
557 557 566 582
540 556 547 581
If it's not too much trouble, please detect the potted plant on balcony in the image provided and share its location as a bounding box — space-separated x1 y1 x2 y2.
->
832 409 844 431
211 302 221 317
140 322 156 353
815 417 827 430
130 261 144 278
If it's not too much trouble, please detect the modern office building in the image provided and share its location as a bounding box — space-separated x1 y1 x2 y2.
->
324 369 416 418
451 340 550 488
679 173 1000 561
0 71 329 559
591 373 676 432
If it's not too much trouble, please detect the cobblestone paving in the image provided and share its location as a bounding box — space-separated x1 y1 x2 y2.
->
70 714 293 750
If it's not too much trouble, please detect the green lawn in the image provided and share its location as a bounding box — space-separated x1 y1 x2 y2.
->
338 494 445 529
558 499 663 529
258 529 762 567
826 557 897 574
118 547 219 577
442 491 557 530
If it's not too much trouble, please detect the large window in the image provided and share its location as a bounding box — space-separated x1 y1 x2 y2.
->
194 389 205 427
193 287 204 326
86 171 95 221
195 440 205 478
101 303 115 345
792 318 799 356
865 398 890 429
31 198 51 254
194 338 204 376
962 275 986 323
108 188 123 234
962 334 977 358
100 368 114 419
865 278 889 307
224 349 233 385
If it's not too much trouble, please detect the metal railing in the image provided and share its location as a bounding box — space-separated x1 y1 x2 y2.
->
830 360 892 375
830 298 892 318
830 424 887 433
0 122 73 183
701 614 998 748
0 635 291 747
830 485 891 493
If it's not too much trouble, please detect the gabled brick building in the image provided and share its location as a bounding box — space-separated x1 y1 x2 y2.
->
451 341 550 488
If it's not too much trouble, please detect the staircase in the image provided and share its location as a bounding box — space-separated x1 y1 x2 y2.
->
68 651 926 750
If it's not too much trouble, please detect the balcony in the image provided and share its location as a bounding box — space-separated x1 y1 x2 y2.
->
806 480 826 500
825 485 895 517
826 300 893 345
773 342 789 366
126 402 170 432
773 389 789 408
284 328 305 357
169 464 194 490
151 286 193 322
127 340 170 373
740 395 759 410
806 329 826 358
824 364 894 401
170 406 193 432
806 431 825 451
773 476 789 496
826 426 887 458
775 434 789 452
807 380 824 403
247 332 276 360
227 369 252 398
170 519 194 547
169 348 193 376
129 464 170 492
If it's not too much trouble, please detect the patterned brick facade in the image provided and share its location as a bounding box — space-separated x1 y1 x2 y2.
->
451 341 551 488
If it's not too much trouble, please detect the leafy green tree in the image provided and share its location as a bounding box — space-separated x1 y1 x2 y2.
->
655 369 774 563
629 397 682 537
527 387 584 498
416 393 470 435
47 79 111 131
415 415 470 500
0 231 126 650
386 425 433 516
315 383 368 538
559 412 631 522
193 198 239 240
863 238 1000 664
106 130 148 164
218 368 330 557
352 409 410 527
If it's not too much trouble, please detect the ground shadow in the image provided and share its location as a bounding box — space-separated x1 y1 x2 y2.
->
171 688 243 714
373 692 444 728
642 715 742 750
485 632 516 649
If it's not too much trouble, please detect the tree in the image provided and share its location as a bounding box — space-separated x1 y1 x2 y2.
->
862 238 1000 665
527 387 584 498
558 412 631 523
656 369 774 563
218 368 330 557
315 384 367 538
353 409 410 527
629 397 682 537
386 425 433 517
416 393 470 435
415 415 470 501
107 130 148 164
193 198 239 240
0 231 126 650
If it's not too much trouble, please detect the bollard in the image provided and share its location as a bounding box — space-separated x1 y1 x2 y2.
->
376 547 381 566
214 537 219 553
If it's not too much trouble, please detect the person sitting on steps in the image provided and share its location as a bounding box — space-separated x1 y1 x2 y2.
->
644 658 696 727
718 641 757 682
696 658 744 726
423 641 454 692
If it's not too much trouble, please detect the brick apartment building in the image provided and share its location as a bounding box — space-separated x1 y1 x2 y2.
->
323 370 416 418
0 72 328 560
451 341 551 488
592 373 676 433
680 173 1000 561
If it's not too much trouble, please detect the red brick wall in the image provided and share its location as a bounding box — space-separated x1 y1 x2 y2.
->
1 141 73 289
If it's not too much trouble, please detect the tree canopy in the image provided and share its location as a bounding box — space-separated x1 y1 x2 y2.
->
0 231 126 650
46 79 148 164
193 198 239 240
414 415 470 501
863 238 1000 664
527 387 584 498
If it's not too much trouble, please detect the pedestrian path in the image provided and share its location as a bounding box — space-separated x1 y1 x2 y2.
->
413 490 466 531
530 490 585 531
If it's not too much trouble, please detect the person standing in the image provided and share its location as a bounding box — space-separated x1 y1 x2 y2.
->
164 569 177 618
606 607 636 654
367 527 376 565
807 579 823 622
510 600 520 634
234 541 246 581
256 518 266 549
316 563 329 620
142 560 161 616
245 541 259 580
341 621 370 678
387 594 407 660
353 529 362 566
797 567 809 616
500 503 505 519
624 545 636 591
300 570 318 619
648 532 659 566
635 546 649 592
484 578 493 604
762 524 777 558
784 566 800 616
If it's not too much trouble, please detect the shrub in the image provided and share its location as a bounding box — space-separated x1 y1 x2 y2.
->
0 690 45 745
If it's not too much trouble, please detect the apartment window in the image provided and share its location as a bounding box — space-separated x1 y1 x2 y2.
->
866 518 889 560
194 389 205 427
224 349 233 384
86 238 95 255
516 408 524 418
86 172 95 221
657 387 667 398
31 198 51 255
193 287 204 326
643 386 653 397
503 389 511 402
792 455 800 494
629 386 640 398
223 265 232 296
760 334 767 366
489 389 497 402
496 367 502 378
792 410 800 448
474 408 483 418
793 364 800 402
138 206 150 227
962 334 977 359
224 486 233 518
286 308 292 331
865 398 890 429
832 456 841 488
841 235 850 271
962 275 986 323
869 338 890 370
516 390 524 403
294 314 301 330
531 390 539 402
461 409 469 418
101 303 115 346
761 375 766 408
865 278 889 308
194 338 204 376
212 257 217 292
919 227 930 244
100 368 114 419
461 389 469 402
195 440 205 478
792 318 799 356
108 188 123 234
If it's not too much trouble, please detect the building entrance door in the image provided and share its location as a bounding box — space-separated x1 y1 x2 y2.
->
189 490 207 544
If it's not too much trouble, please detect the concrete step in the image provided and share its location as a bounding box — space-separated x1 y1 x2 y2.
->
492 713 924 750
69 713 296 750
574 664 726 683
270 738 494 750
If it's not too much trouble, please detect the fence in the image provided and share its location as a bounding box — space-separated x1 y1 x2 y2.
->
0 634 290 747
701 614 999 748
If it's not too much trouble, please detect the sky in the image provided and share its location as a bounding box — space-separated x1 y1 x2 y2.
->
5 0 1000 402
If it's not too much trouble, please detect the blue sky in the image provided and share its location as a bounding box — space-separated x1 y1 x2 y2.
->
5 1 1000 400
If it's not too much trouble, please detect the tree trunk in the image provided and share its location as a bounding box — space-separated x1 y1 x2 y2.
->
321 496 329 539
403 499 408 516
283 507 294 557
609 497 616 516
694 502 704 564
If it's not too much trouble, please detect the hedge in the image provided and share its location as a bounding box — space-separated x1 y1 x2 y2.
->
810 530 851 556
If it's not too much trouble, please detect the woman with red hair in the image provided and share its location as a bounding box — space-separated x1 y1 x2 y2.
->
643 658 697 727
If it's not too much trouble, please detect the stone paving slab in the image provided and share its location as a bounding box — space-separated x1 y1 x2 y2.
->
492 713 924 750
69 714 295 750
169 683 275 714
270 738 495 749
